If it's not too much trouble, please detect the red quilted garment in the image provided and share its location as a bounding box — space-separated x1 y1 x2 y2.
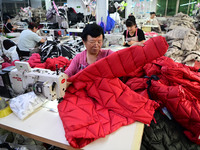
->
58 36 168 148
33 56 71 71
145 56 200 145
128 56 200 145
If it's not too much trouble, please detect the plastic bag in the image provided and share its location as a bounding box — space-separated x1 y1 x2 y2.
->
106 12 115 31
99 17 105 33
9 92 47 120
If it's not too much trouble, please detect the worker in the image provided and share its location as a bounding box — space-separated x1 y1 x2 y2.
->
123 18 145 47
64 23 114 87
4 16 17 34
18 22 46 57
145 12 161 32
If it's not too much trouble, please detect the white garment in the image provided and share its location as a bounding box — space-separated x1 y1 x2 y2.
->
145 17 159 26
18 29 42 52
110 12 121 24
9 92 47 120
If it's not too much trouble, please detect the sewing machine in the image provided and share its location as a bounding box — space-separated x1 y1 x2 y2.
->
9 61 67 100
13 22 28 30
38 29 66 41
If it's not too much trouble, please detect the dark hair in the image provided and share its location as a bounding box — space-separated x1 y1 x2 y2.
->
128 15 136 23
81 23 104 42
150 12 156 15
5 16 10 23
28 22 38 30
125 19 136 27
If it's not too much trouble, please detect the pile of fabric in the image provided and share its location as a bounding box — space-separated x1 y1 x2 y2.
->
46 4 69 29
12 6 46 24
164 26 200 66
163 12 200 67
192 5 200 31
27 53 71 71
31 7 46 22
127 56 200 146
39 39 82 62
166 12 195 30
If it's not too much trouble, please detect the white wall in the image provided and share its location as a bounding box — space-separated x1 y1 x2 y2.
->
30 0 42 8
125 0 157 19
45 0 52 11
96 0 108 25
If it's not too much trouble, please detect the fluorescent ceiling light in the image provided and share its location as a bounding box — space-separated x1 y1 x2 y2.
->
157 4 161 7
180 1 197 7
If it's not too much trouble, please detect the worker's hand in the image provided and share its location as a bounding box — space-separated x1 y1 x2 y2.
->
66 81 72 89
65 74 71 89
131 42 144 47
12 26 18 31
128 40 135 46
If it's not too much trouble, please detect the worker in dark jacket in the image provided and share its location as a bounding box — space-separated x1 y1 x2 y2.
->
4 16 17 34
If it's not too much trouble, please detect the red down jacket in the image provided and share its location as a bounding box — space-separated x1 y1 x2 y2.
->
27 54 71 71
58 36 168 148
127 56 200 145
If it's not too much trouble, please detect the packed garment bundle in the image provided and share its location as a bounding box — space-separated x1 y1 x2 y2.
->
164 26 200 66
166 12 195 30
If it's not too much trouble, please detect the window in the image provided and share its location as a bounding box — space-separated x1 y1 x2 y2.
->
167 0 177 16
2 0 29 17
156 0 199 16
156 0 166 17
54 0 67 6
188 0 198 16
178 0 190 14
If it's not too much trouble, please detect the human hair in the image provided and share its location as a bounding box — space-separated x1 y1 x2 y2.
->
81 23 104 42
28 22 38 30
125 19 136 27
150 12 156 15
128 15 136 23
5 16 10 23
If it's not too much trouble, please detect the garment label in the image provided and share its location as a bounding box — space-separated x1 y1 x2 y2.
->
0 76 4 87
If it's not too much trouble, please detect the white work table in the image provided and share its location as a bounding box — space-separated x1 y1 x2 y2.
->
67 28 83 33
0 100 144 150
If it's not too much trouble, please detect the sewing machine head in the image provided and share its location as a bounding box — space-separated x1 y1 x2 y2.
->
9 61 67 101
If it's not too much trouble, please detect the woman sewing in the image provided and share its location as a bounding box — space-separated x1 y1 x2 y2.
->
123 18 145 47
4 16 17 34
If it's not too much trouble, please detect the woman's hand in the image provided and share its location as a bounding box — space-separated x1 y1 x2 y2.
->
128 40 136 46
66 74 72 89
